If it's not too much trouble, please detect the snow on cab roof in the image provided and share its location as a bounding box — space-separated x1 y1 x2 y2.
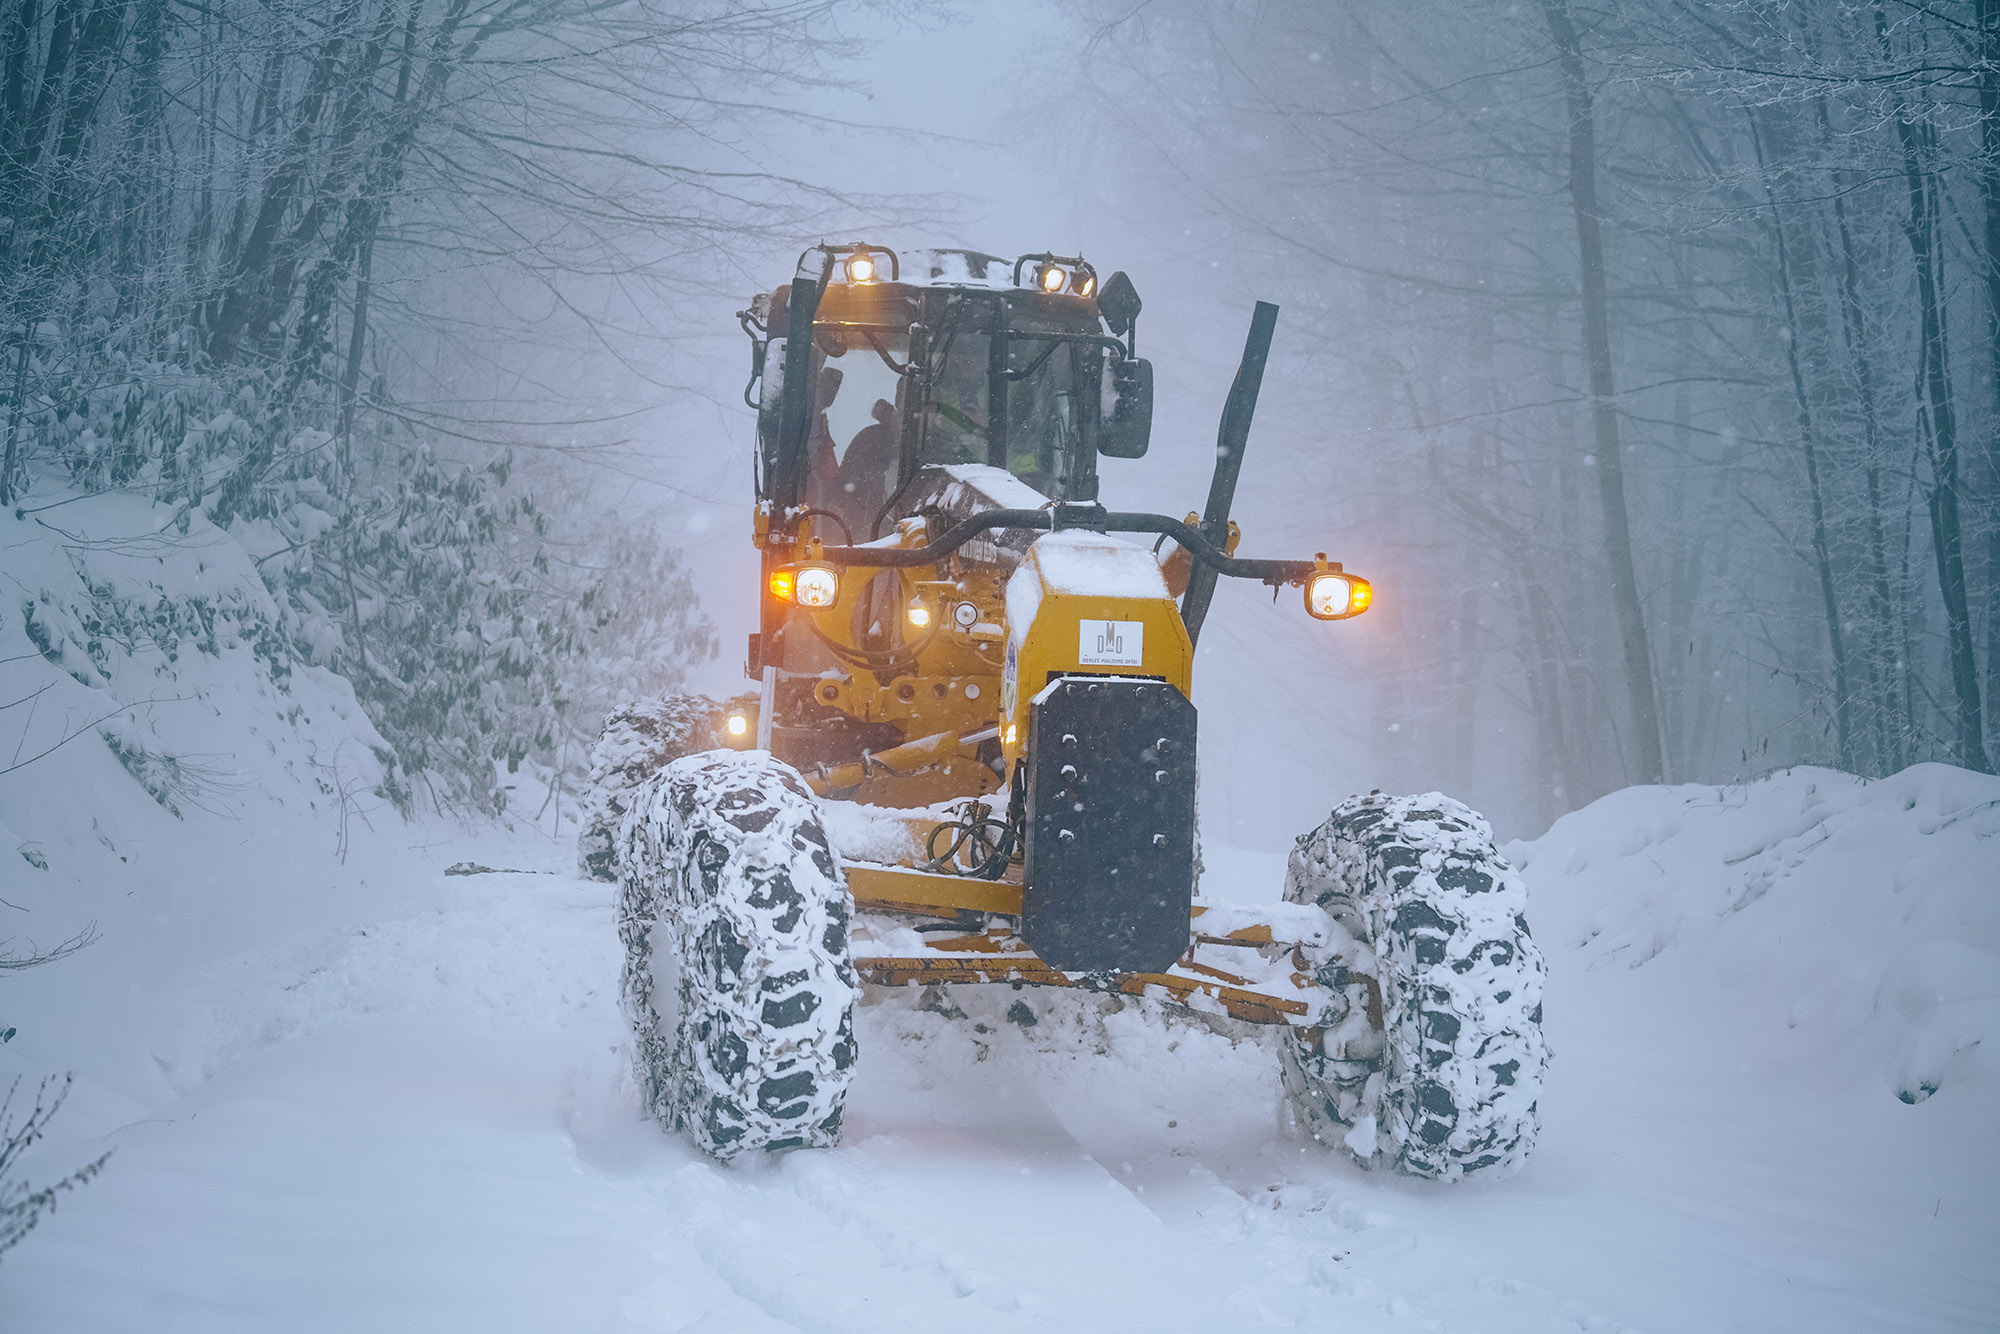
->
905 248 1014 289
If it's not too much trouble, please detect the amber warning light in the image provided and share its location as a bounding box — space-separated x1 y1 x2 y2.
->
771 563 839 608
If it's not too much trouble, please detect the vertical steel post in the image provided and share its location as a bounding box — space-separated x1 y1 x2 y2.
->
986 298 1011 470
756 664 777 753
770 255 828 516
1180 301 1279 647
759 252 831 713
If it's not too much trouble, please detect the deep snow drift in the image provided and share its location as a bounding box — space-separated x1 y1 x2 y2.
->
2 506 1994 1329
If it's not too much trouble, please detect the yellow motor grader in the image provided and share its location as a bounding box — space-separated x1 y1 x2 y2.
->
591 244 1548 1180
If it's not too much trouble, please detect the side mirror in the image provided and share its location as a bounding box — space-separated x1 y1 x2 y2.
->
1099 356 1153 458
1099 270 1142 337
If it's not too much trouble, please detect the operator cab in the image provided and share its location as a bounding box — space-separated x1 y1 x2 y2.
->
747 247 1152 543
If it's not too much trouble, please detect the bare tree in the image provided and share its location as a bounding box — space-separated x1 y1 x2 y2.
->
1058 0 1996 831
1543 0 1665 784
0 924 107 1261
0 1075 109 1260
0 0 885 807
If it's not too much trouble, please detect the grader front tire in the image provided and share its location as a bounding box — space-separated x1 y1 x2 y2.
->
617 751 859 1159
1283 792 1549 1181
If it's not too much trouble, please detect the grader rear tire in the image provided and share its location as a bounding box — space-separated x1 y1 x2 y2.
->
1282 792 1548 1180
579 694 726 881
617 750 858 1158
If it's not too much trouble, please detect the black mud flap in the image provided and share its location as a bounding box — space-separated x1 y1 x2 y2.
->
1023 677 1197 974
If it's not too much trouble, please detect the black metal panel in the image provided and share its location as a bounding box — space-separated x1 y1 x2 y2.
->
1023 677 1197 974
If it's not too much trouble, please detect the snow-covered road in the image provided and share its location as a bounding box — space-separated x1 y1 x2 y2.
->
3 765 1995 1332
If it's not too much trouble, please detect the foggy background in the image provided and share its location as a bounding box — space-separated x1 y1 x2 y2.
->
5 0 1997 840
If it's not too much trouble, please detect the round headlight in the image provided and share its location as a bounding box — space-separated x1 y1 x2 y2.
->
1306 573 1354 620
1035 262 1066 293
846 253 877 283
1304 572 1372 619
725 713 750 738
794 565 839 609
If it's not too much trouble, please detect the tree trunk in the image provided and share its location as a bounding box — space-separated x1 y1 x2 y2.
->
116 0 168 335
0 337 29 505
37 0 127 216
1881 2 1991 772
1977 0 2000 762
1820 95 1902 772
337 226 374 474
1516 565 1572 823
1751 109 1856 770
1451 586 1481 791
0 0 42 207
0 0 74 223
0 0 128 504
1541 0 1665 785
206 8 357 364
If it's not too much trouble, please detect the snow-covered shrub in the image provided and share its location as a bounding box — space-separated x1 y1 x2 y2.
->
3 346 713 815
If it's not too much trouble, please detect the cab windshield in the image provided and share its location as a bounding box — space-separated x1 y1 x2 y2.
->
797 301 1105 538
920 332 1094 499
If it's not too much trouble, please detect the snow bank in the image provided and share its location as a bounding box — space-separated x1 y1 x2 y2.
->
0 492 391 847
3 690 1994 1331
0 490 539 1127
1514 764 1999 1107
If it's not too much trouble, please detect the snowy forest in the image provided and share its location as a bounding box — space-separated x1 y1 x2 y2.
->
4 0 2000 826
2 0 1996 1329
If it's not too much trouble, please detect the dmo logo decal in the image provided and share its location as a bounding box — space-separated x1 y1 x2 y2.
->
1078 619 1144 667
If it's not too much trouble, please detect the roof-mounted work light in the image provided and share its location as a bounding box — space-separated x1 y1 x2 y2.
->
804 242 898 284
1013 252 1097 300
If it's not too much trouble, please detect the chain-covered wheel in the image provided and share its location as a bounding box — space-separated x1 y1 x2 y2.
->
579 694 728 881
1282 792 1549 1180
617 750 859 1158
